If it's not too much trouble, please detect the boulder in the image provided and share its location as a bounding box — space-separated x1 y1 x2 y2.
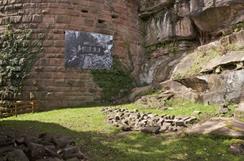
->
129 85 158 102
29 143 46 160
0 136 14 147
59 146 84 160
141 126 161 134
121 125 132 132
201 51 244 73
190 0 244 32
6 149 29 161
52 136 75 149
66 158 80 161
230 143 244 155
36 158 63 161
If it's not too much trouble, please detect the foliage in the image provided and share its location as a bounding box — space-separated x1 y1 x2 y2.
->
0 25 43 106
145 41 179 57
91 58 135 102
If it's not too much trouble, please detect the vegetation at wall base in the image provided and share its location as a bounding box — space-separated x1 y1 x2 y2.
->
91 58 135 103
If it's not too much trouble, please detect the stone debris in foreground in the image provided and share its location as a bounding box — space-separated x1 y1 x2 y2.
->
0 133 87 161
102 107 198 134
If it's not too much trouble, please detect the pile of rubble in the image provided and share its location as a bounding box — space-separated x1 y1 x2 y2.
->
0 133 87 161
102 107 198 134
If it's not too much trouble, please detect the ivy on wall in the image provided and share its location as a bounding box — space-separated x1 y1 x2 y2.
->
0 25 43 108
91 58 135 103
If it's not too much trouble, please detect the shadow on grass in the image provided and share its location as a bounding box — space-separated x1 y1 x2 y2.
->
0 120 243 161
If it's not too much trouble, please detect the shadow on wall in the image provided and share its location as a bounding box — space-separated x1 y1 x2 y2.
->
0 120 242 161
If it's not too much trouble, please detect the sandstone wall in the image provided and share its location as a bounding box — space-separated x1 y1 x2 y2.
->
0 0 142 109
137 0 244 105
139 0 244 84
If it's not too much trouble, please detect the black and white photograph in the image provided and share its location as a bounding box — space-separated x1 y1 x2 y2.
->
64 30 113 69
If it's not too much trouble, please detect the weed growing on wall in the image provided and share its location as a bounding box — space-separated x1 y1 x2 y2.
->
0 25 43 108
91 58 135 103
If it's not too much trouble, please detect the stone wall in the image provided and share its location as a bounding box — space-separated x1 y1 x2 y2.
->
0 0 142 109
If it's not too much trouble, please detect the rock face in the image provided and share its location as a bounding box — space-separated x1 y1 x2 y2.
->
139 0 244 87
190 0 244 33
201 51 244 73
102 107 197 134
166 29 244 104
157 69 244 104
139 0 199 84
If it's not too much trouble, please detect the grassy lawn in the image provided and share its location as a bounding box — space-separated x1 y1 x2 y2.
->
118 99 235 120
0 103 242 161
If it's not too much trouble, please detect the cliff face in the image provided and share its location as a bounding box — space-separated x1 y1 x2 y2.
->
138 0 244 104
139 0 244 84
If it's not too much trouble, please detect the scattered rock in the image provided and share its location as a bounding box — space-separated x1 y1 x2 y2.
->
29 142 46 160
141 126 160 134
135 90 175 109
0 136 14 147
102 107 198 134
35 158 63 161
52 136 75 149
219 104 230 115
6 149 29 161
0 134 87 161
121 125 132 132
66 158 80 161
230 143 244 155
59 146 84 160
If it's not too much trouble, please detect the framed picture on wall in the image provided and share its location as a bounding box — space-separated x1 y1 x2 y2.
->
65 30 113 70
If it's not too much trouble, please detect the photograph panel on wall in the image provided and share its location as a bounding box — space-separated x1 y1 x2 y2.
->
65 30 113 70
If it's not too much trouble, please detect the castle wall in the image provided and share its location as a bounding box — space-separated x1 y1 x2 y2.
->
0 0 142 109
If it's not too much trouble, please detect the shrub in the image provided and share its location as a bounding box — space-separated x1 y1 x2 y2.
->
0 25 43 108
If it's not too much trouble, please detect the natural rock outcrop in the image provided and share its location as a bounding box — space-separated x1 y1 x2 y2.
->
139 0 244 88
139 0 199 84
172 30 244 79
159 69 244 104
201 51 244 74
187 117 244 137
190 0 244 34
167 30 244 104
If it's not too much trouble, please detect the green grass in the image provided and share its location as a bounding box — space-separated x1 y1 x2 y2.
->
0 103 243 161
117 99 220 120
